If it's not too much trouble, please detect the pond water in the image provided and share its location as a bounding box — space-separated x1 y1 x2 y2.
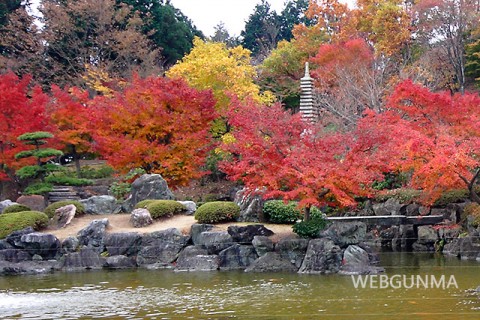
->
0 252 479 319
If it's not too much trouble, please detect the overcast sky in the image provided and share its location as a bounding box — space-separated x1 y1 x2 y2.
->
170 0 287 37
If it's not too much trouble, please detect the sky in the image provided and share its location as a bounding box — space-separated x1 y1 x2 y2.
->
170 0 287 37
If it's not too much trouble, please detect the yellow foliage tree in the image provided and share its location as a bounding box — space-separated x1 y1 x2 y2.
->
166 37 273 113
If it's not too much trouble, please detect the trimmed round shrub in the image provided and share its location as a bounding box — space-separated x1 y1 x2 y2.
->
135 199 159 209
292 214 329 238
263 200 302 224
3 204 31 214
0 211 49 239
145 200 186 219
194 201 240 224
44 200 85 219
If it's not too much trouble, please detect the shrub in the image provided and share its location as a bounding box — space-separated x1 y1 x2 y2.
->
144 200 186 219
135 199 158 209
462 203 480 227
195 201 240 223
0 211 49 239
109 182 131 200
3 204 32 214
263 200 302 224
45 174 93 186
79 165 115 179
433 189 469 207
375 188 422 204
23 182 53 195
44 200 85 219
292 215 330 238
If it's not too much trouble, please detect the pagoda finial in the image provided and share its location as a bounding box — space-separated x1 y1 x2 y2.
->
305 62 310 77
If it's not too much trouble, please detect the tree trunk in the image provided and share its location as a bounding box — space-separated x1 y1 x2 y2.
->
304 206 311 222
71 145 81 178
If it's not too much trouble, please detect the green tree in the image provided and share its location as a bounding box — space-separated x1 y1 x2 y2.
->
466 27 480 88
15 132 63 194
119 0 203 67
210 22 239 48
278 0 312 41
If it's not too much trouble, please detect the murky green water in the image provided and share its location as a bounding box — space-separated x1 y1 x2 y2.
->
0 253 478 319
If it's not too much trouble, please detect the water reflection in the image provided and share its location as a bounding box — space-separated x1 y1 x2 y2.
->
0 253 478 319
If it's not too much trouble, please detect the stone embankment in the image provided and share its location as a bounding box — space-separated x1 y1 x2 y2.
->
0 220 383 276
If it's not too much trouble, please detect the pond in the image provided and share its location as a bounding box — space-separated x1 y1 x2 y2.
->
0 252 479 319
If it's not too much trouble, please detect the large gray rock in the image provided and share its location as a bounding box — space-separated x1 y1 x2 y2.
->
77 219 109 253
104 232 142 256
195 231 234 254
245 252 298 273
105 255 137 269
320 222 367 248
137 228 190 267
123 174 174 212
130 208 153 228
61 236 79 254
252 236 274 257
6 227 35 247
0 249 31 262
0 260 57 275
16 195 46 212
175 246 220 271
80 195 120 215
339 245 383 275
52 204 76 229
190 224 214 245
227 225 274 243
298 238 343 274
444 237 480 260
234 188 266 222
219 244 258 270
178 201 197 215
372 198 403 216
18 233 60 260
412 226 438 252
0 200 17 213
276 238 309 269
60 247 105 271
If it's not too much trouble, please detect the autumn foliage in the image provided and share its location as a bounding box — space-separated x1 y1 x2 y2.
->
90 76 217 187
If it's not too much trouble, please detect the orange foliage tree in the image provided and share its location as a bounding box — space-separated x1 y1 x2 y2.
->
0 73 51 182
90 76 217 187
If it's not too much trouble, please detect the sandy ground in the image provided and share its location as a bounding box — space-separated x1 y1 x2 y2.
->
45 213 295 241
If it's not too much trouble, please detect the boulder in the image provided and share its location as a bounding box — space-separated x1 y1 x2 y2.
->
0 199 17 214
275 238 309 269
174 246 219 272
0 239 13 250
298 238 343 274
372 198 403 216
245 252 298 273
104 232 142 256
80 195 120 215
380 226 399 248
190 224 214 245
6 227 35 247
444 237 480 260
405 203 420 216
218 244 258 270
252 236 274 257
320 222 367 248
178 201 197 215
391 225 415 251
130 208 153 228
195 231 234 254
61 236 79 254
417 226 438 245
60 247 105 271
339 245 384 275
0 249 31 262
18 233 60 260
137 228 190 267
227 225 274 243
0 260 57 275
52 204 76 229
77 218 109 253
122 174 174 212
105 255 137 269
234 188 266 222
16 195 46 212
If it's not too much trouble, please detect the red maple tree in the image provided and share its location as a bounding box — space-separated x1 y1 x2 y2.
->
89 75 217 187
0 72 51 181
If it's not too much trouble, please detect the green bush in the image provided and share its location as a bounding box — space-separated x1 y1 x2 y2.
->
263 200 302 224
433 189 469 207
109 182 131 200
144 200 186 219
79 165 115 179
0 211 49 239
45 174 93 186
195 201 240 223
135 199 158 209
292 215 330 238
23 182 53 195
375 188 422 204
44 200 85 219
3 204 32 214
